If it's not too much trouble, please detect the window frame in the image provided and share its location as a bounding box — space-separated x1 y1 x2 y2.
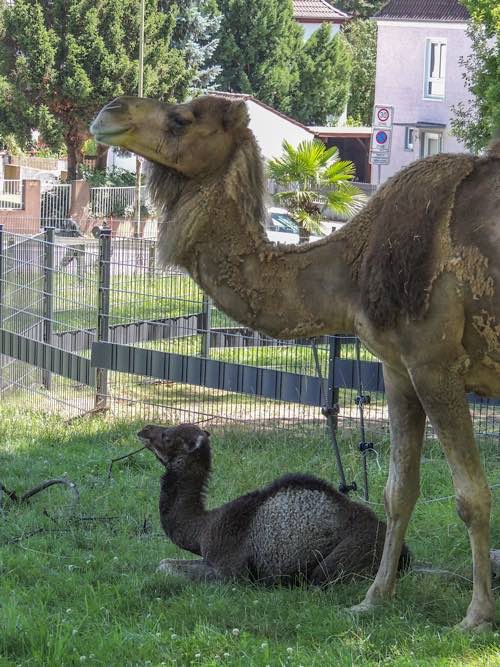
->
423 38 447 100
404 127 415 152
421 131 443 158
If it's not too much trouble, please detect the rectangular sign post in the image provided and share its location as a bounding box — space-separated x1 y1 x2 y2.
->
369 104 394 181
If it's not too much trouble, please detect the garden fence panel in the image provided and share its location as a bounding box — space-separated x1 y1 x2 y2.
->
0 221 497 445
0 180 23 209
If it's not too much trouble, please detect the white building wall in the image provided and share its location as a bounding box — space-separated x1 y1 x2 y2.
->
301 21 340 39
373 20 472 183
246 100 313 161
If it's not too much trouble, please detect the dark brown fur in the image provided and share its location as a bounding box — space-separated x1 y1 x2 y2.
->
139 423 411 585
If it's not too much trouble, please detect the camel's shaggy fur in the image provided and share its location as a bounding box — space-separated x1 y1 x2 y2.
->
139 423 411 584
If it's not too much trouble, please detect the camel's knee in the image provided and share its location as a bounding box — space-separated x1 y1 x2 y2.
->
384 479 419 521
456 486 491 528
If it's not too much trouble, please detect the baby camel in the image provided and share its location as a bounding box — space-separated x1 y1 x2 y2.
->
139 423 411 585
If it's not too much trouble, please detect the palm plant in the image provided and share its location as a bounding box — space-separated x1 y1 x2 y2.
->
267 139 366 243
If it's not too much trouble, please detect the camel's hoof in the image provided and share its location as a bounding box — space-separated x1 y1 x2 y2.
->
349 599 378 615
453 617 494 634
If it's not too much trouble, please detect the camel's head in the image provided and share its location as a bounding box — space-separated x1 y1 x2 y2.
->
91 95 250 178
138 423 211 468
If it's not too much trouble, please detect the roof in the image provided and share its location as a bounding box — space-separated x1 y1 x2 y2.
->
293 0 349 21
374 0 470 22
310 126 372 137
209 91 314 135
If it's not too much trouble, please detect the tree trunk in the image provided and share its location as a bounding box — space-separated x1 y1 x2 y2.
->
95 143 109 171
65 131 85 181
298 224 310 244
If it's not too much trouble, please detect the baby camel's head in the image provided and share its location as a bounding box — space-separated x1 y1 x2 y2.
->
138 423 211 469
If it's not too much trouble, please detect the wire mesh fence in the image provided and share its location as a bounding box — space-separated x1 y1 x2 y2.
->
0 222 498 449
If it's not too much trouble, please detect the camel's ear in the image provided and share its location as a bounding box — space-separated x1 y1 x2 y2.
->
203 429 210 438
223 101 249 130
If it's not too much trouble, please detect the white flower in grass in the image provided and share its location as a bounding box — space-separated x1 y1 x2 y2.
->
260 642 268 649
194 654 201 659
171 633 178 640
223 653 230 658
231 628 240 636
72 628 78 636
79 657 86 662
286 647 294 654
66 608 72 614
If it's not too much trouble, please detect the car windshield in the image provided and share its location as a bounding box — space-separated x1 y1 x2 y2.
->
269 212 299 234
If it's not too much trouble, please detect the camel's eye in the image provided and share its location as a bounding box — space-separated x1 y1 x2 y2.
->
171 114 192 131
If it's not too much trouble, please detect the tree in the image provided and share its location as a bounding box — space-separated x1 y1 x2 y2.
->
451 1 500 152
335 1 385 19
344 20 377 125
0 0 191 180
290 25 352 125
212 0 303 114
169 0 222 95
267 139 366 243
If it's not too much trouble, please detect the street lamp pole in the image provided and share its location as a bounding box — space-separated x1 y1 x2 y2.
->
134 0 145 238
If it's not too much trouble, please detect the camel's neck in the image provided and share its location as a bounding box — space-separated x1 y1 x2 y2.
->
152 134 361 339
159 466 209 555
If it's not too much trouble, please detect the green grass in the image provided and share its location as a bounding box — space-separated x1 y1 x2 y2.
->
0 407 499 666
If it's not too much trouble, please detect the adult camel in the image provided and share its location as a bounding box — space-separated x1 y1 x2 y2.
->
91 95 499 631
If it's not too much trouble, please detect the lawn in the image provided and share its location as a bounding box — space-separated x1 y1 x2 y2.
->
0 407 499 666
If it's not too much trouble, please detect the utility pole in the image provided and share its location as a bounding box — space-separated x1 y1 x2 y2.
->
134 0 145 238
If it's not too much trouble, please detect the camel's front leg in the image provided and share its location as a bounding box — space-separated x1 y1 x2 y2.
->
410 363 495 631
352 364 426 612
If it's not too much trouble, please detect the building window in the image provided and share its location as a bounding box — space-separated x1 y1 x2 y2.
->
424 39 446 99
404 127 414 151
422 132 442 157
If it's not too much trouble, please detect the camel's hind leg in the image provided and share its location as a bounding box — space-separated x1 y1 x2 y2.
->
351 365 425 612
409 363 495 631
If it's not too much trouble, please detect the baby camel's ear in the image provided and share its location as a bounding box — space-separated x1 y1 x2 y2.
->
223 100 249 130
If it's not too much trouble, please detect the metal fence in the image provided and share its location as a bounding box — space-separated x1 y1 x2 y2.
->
0 180 23 209
90 185 147 218
40 182 72 223
0 224 499 442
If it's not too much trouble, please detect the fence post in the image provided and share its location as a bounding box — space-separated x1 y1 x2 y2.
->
200 294 212 358
326 335 342 430
42 227 55 390
95 228 111 409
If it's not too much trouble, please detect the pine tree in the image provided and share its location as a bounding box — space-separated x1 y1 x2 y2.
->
168 0 222 94
291 25 352 125
212 0 303 113
0 0 191 179
345 20 377 125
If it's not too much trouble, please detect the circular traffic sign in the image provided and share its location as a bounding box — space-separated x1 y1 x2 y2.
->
377 108 390 122
375 130 388 144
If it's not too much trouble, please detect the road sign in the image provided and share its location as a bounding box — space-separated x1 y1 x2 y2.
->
372 104 394 129
369 127 392 165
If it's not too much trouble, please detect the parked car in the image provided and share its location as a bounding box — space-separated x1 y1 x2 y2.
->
266 207 324 245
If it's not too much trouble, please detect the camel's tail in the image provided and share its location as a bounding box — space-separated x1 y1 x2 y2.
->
487 132 500 158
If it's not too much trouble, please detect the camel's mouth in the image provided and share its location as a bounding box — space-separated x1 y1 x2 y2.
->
90 99 134 146
90 123 132 146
